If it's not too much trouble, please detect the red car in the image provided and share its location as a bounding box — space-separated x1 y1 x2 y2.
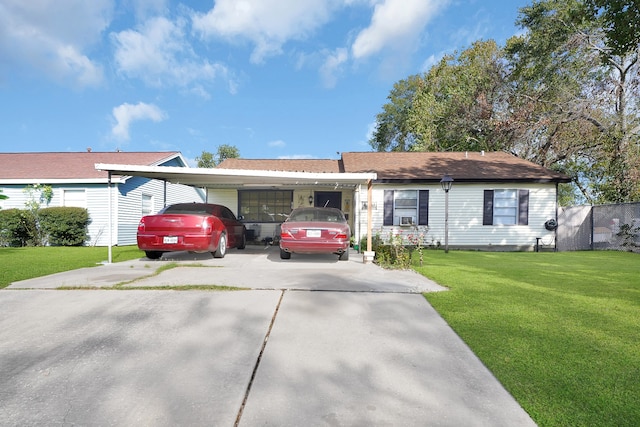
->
279 207 351 261
137 203 246 259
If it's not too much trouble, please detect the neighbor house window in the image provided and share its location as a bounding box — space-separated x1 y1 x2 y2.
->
142 194 153 216
383 190 429 226
239 190 293 222
63 189 86 208
483 189 529 225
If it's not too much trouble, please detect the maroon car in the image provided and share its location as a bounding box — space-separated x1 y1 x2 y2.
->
279 207 351 261
137 203 246 259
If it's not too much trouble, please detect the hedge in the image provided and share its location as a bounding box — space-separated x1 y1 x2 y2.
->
0 207 90 247
0 209 33 247
39 207 90 246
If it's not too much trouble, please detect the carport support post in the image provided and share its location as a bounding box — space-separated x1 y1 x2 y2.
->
364 179 375 263
107 172 112 264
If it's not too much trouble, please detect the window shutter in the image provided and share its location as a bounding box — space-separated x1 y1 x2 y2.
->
383 190 394 226
418 190 429 225
483 190 494 225
518 190 529 225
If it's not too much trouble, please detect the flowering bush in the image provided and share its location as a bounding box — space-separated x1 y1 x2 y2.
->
373 226 429 269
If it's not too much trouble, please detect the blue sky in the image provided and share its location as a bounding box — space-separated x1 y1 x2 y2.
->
0 0 530 166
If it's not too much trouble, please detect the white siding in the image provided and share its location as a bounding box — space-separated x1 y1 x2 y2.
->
357 182 558 250
0 179 204 247
116 177 204 246
205 189 238 215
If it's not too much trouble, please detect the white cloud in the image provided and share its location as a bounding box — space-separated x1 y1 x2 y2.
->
0 0 111 86
111 16 234 96
320 47 349 88
268 140 286 148
111 102 168 141
421 51 449 72
192 0 339 64
351 0 449 60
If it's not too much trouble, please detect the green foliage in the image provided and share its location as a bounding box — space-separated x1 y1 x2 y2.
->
420 251 640 426
216 144 240 164
196 145 241 168
39 207 90 246
195 150 216 168
0 189 8 203
371 40 508 153
21 184 54 246
372 0 640 204
370 227 430 269
0 209 33 247
586 0 640 57
615 222 640 250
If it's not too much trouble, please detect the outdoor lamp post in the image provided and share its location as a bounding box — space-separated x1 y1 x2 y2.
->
440 174 454 253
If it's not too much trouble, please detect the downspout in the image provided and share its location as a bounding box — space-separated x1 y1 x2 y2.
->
367 179 372 252
363 178 375 263
163 179 167 207
107 171 112 264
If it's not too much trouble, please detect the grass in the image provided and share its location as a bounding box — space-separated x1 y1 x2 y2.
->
417 251 640 427
0 245 144 289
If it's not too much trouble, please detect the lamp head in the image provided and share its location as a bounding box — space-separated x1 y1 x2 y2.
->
440 174 454 192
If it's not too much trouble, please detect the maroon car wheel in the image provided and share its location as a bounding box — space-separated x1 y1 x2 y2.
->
213 233 227 258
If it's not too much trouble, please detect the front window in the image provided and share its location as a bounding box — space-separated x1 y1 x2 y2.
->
493 189 518 225
239 190 293 222
394 190 418 225
383 189 428 226
141 194 153 215
63 189 86 208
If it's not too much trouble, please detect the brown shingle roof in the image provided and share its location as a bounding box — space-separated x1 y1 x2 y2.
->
341 151 571 182
218 158 343 173
0 152 182 180
219 152 571 183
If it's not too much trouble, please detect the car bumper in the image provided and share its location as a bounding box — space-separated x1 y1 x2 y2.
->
137 234 215 252
279 239 349 254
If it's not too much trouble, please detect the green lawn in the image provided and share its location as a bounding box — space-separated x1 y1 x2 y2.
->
0 246 144 288
417 251 640 427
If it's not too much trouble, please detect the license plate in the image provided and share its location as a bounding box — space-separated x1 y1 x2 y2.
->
306 229 321 238
163 236 178 244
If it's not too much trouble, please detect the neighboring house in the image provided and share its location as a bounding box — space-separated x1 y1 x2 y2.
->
0 152 204 246
215 151 571 251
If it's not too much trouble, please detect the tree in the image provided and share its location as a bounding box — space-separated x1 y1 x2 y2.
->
371 40 510 153
22 184 53 246
195 151 216 168
195 144 240 168
505 0 640 203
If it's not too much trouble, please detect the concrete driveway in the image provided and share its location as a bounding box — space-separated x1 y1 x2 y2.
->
1 246 536 426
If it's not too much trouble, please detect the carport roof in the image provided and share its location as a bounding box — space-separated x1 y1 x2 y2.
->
94 163 376 187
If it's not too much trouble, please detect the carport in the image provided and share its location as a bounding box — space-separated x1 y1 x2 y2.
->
94 163 377 264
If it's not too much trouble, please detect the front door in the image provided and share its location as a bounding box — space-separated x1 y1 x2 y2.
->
314 191 342 209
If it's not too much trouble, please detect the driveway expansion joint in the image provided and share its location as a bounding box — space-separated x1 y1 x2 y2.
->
234 289 285 427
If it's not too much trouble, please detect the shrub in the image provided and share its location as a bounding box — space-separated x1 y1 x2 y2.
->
39 207 90 246
0 209 34 247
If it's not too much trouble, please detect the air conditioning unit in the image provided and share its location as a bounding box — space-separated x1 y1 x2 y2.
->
400 216 415 226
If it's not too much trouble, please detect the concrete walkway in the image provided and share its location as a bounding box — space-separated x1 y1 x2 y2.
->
1 247 536 426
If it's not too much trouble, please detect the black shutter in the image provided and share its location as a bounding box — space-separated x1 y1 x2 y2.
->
383 190 394 226
518 190 529 225
483 190 494 225
418 190 429 225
